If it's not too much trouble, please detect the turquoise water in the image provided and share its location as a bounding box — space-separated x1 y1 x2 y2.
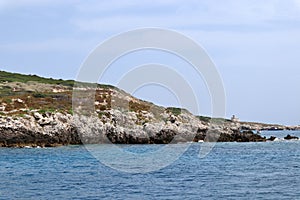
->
0 131 300 199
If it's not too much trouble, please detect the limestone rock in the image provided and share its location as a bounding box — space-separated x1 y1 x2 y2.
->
33 112 43 120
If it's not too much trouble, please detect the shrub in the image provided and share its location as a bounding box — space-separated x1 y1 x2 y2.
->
166 107 181 116
33 93 46 98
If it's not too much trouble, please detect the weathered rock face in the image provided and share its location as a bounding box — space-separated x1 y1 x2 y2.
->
0 108 269 147
0 113 81 147
73 109 209 145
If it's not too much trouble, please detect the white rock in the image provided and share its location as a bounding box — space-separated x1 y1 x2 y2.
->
33 112 43 120
0 105 5 111
16 98 23 103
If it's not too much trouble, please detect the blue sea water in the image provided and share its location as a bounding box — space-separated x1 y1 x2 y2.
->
0 131 299 200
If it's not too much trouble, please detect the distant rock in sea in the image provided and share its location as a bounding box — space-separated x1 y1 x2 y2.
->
284 134 299 140
267 136 277 141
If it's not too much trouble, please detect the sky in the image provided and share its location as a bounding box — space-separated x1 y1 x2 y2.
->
0 0 300 125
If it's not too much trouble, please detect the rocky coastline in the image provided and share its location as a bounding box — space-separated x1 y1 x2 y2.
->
1 108 299 148
0 71 299 148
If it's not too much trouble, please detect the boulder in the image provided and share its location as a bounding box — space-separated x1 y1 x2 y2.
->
33 112 43 120
267 136 277 141
284 134 299 140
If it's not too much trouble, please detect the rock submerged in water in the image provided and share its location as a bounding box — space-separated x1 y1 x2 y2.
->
284 134 299 140
216 130 266 142
267 136 277 141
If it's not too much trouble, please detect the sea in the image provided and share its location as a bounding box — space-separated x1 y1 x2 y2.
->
0 130 299 199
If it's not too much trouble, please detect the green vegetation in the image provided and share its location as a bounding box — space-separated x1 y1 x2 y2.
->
197 116 211 123
2 97 12 104
0 70 120 117
0 85 13 96
1 70 221 124
166 107 181 116
197 115 231 124
0 70 75 87
0 70 117 89
212 117 231 123
68 109 73 115
38 108 57 114
17 113 26 118
33 93 47 98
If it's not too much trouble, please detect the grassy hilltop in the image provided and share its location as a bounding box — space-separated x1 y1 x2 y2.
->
0 71 180 120
0 70 113 116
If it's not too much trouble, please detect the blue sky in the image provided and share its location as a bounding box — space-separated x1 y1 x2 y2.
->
1 0 300 125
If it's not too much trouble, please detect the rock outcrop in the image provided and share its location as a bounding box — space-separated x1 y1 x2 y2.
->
267 136 277 141
0 109 269 147
0 70 297 147
284 134 299 140
0 113 80 147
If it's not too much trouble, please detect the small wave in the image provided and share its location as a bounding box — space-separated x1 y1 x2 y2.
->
273 138 284 142
273 138 300 142
23 145 43 149
285 138 300 141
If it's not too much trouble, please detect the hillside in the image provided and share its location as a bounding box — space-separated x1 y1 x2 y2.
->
0 70 297 147
0 71 119 115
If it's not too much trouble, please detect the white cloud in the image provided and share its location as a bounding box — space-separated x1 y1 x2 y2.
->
71 0 300 33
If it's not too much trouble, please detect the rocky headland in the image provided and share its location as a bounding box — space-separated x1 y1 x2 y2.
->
0 71 299 147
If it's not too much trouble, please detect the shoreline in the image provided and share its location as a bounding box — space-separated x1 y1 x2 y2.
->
0 112 299 148
2 134 300 149
1 71 299 148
